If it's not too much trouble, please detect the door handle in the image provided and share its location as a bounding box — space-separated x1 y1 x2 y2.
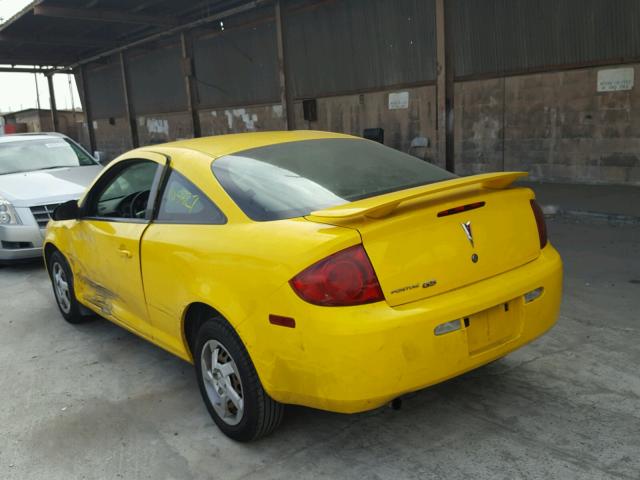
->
117 248 132 258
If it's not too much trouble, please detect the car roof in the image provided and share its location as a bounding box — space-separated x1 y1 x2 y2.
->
142 130 358 160
0 133 68 144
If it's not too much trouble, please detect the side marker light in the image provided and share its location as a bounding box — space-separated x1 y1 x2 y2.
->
269 314 296 328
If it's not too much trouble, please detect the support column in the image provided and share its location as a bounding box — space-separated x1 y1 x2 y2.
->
435 0 454 172
46 73 60 132
119 51 139 148
79 65 97 154
180 31 201 138
275 0 294 130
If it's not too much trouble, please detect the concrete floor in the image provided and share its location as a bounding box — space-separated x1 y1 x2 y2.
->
519 181 640 220
0 218 638 480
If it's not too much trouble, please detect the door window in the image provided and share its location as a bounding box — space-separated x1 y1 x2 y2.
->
87 160 159 220
157 170 226 224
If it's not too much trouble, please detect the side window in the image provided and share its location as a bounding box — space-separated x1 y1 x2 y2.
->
157 170 226 224
88 160 159 220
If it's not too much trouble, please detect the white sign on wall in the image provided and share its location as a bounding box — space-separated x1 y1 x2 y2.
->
597 68 635 92
146 118 169 135
388 91 409 110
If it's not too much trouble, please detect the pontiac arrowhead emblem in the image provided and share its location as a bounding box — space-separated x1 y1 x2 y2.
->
461 221 474 248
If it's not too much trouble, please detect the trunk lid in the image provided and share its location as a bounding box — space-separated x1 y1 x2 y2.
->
307 173 541 307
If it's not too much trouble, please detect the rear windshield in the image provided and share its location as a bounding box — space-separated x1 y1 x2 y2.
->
0 138 96 175
212 138 455 221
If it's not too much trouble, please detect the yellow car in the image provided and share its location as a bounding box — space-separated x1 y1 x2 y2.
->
44 131 562 441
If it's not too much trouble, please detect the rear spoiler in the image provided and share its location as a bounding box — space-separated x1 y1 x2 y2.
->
308 171 528 220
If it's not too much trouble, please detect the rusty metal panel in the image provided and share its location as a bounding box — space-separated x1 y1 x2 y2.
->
285 0 437 98
127 44 188 115
85 61 125 120
193 21 280 108
451 0 640 78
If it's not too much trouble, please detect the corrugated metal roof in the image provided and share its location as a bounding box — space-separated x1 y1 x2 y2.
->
0 0 256 67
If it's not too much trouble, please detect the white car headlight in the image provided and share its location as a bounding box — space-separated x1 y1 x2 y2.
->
0 195 20 225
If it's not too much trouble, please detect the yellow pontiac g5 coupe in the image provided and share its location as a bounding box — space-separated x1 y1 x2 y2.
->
45 131 562 441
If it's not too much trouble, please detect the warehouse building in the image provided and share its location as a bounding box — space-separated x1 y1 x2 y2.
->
0 0 639 185
0 107 83 138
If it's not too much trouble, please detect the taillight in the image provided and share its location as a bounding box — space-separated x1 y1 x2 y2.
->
289 244 385 306
530 199 548 249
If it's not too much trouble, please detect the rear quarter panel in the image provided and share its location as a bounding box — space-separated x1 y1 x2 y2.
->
140 218 361 361
141 147 363 360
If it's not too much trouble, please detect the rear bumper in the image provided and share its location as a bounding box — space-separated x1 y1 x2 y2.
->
0 225 44 261
245 244 563 413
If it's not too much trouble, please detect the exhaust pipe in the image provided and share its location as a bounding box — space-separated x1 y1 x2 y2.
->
389 397 403 410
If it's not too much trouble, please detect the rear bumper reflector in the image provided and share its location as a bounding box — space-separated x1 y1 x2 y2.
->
434 319 462 336
434 287 544 337
524 287 544 303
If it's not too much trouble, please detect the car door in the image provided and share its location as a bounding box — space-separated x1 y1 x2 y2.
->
140 168 227 357
72 153 166 336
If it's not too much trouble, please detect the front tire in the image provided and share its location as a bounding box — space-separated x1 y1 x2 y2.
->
194 318 284 442
48 250 85 324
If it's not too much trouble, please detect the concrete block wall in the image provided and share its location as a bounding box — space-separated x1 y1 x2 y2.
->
199 104 286 135
80 117 131 160
87 106 286 160
454 78 505 174
294 85 438 162
455 63 640 185
82 112 195 161
84 64 640 186
136 111 194 146
87 84 437 163
7 110 83 142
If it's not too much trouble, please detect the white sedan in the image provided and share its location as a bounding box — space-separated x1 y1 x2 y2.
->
0 133 102 262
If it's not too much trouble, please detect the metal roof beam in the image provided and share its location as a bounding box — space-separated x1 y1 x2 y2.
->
131 0 170 13
58 0 266 71
0 66 58 73
32 5 180 27
0 33 116 48
0 55 71 67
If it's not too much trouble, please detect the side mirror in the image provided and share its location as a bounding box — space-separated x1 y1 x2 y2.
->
53 200 79 221
94 150 108 165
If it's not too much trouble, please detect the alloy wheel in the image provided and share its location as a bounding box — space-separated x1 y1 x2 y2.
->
200 339 245 426
52 262 71 314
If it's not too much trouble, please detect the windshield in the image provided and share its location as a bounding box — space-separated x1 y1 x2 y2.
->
0 138 96 175
212 138 456 221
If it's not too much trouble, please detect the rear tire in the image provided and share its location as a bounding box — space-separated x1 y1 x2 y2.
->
194 317 284 442
48 250 85 324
